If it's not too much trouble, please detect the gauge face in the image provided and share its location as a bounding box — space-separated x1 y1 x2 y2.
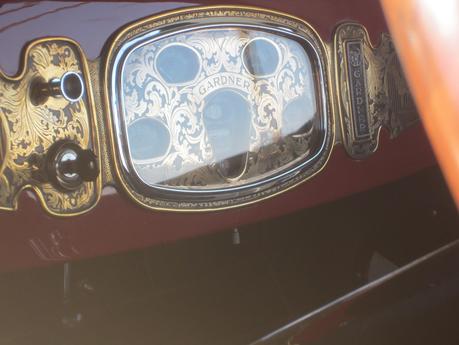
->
110 13 332 209
128 117 170 162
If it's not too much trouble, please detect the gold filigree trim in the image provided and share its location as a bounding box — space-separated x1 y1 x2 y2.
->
0 38 100 216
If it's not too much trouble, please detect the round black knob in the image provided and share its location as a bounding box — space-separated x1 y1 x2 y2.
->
44 141 99 191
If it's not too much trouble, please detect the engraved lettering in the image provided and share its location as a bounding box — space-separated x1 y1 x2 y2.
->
235 77 242 87
346 41 370 140
193 73 254 101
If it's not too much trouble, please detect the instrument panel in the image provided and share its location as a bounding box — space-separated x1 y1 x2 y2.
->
0 6 416 215
109 16 333 209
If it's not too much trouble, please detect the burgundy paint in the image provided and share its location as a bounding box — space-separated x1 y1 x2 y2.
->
0 1 436 272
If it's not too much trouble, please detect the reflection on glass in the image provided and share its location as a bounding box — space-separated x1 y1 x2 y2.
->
282 95 315 136
203 90 251 179
121 28 321 190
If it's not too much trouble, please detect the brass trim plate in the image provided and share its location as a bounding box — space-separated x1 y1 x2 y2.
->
0 39 101 216
334 22 417 158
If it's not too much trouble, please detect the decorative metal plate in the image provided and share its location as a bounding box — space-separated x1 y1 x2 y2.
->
105 7 334 211
0 39 100 215
334 23 418 158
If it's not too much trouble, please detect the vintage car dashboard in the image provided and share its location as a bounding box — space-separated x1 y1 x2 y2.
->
0 1 436 271
0 6 417 214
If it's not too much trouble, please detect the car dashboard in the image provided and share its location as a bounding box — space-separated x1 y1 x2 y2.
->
0 2 458 345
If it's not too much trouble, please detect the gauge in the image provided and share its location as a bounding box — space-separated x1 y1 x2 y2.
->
128 117 171 162
155 44 201 85
242 38 280 76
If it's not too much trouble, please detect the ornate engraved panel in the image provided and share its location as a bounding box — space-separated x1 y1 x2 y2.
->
0 39 100 215
334 23 417 158
106 7 334 211
121 28 321 190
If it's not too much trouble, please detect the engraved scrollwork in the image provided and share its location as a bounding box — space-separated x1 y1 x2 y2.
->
334 23 417 158
0 40 99 215
121 28 321 189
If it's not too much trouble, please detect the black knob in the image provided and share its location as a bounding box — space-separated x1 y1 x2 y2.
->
44 140 99 191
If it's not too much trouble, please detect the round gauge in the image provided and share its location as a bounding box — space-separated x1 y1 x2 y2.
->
155 44 201 84
282 95 316 137
128 117 171 162
242 38 280 77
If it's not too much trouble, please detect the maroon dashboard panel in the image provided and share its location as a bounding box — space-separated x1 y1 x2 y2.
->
0 0 436 272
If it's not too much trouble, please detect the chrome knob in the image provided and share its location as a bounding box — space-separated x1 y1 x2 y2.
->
31 71 85 105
